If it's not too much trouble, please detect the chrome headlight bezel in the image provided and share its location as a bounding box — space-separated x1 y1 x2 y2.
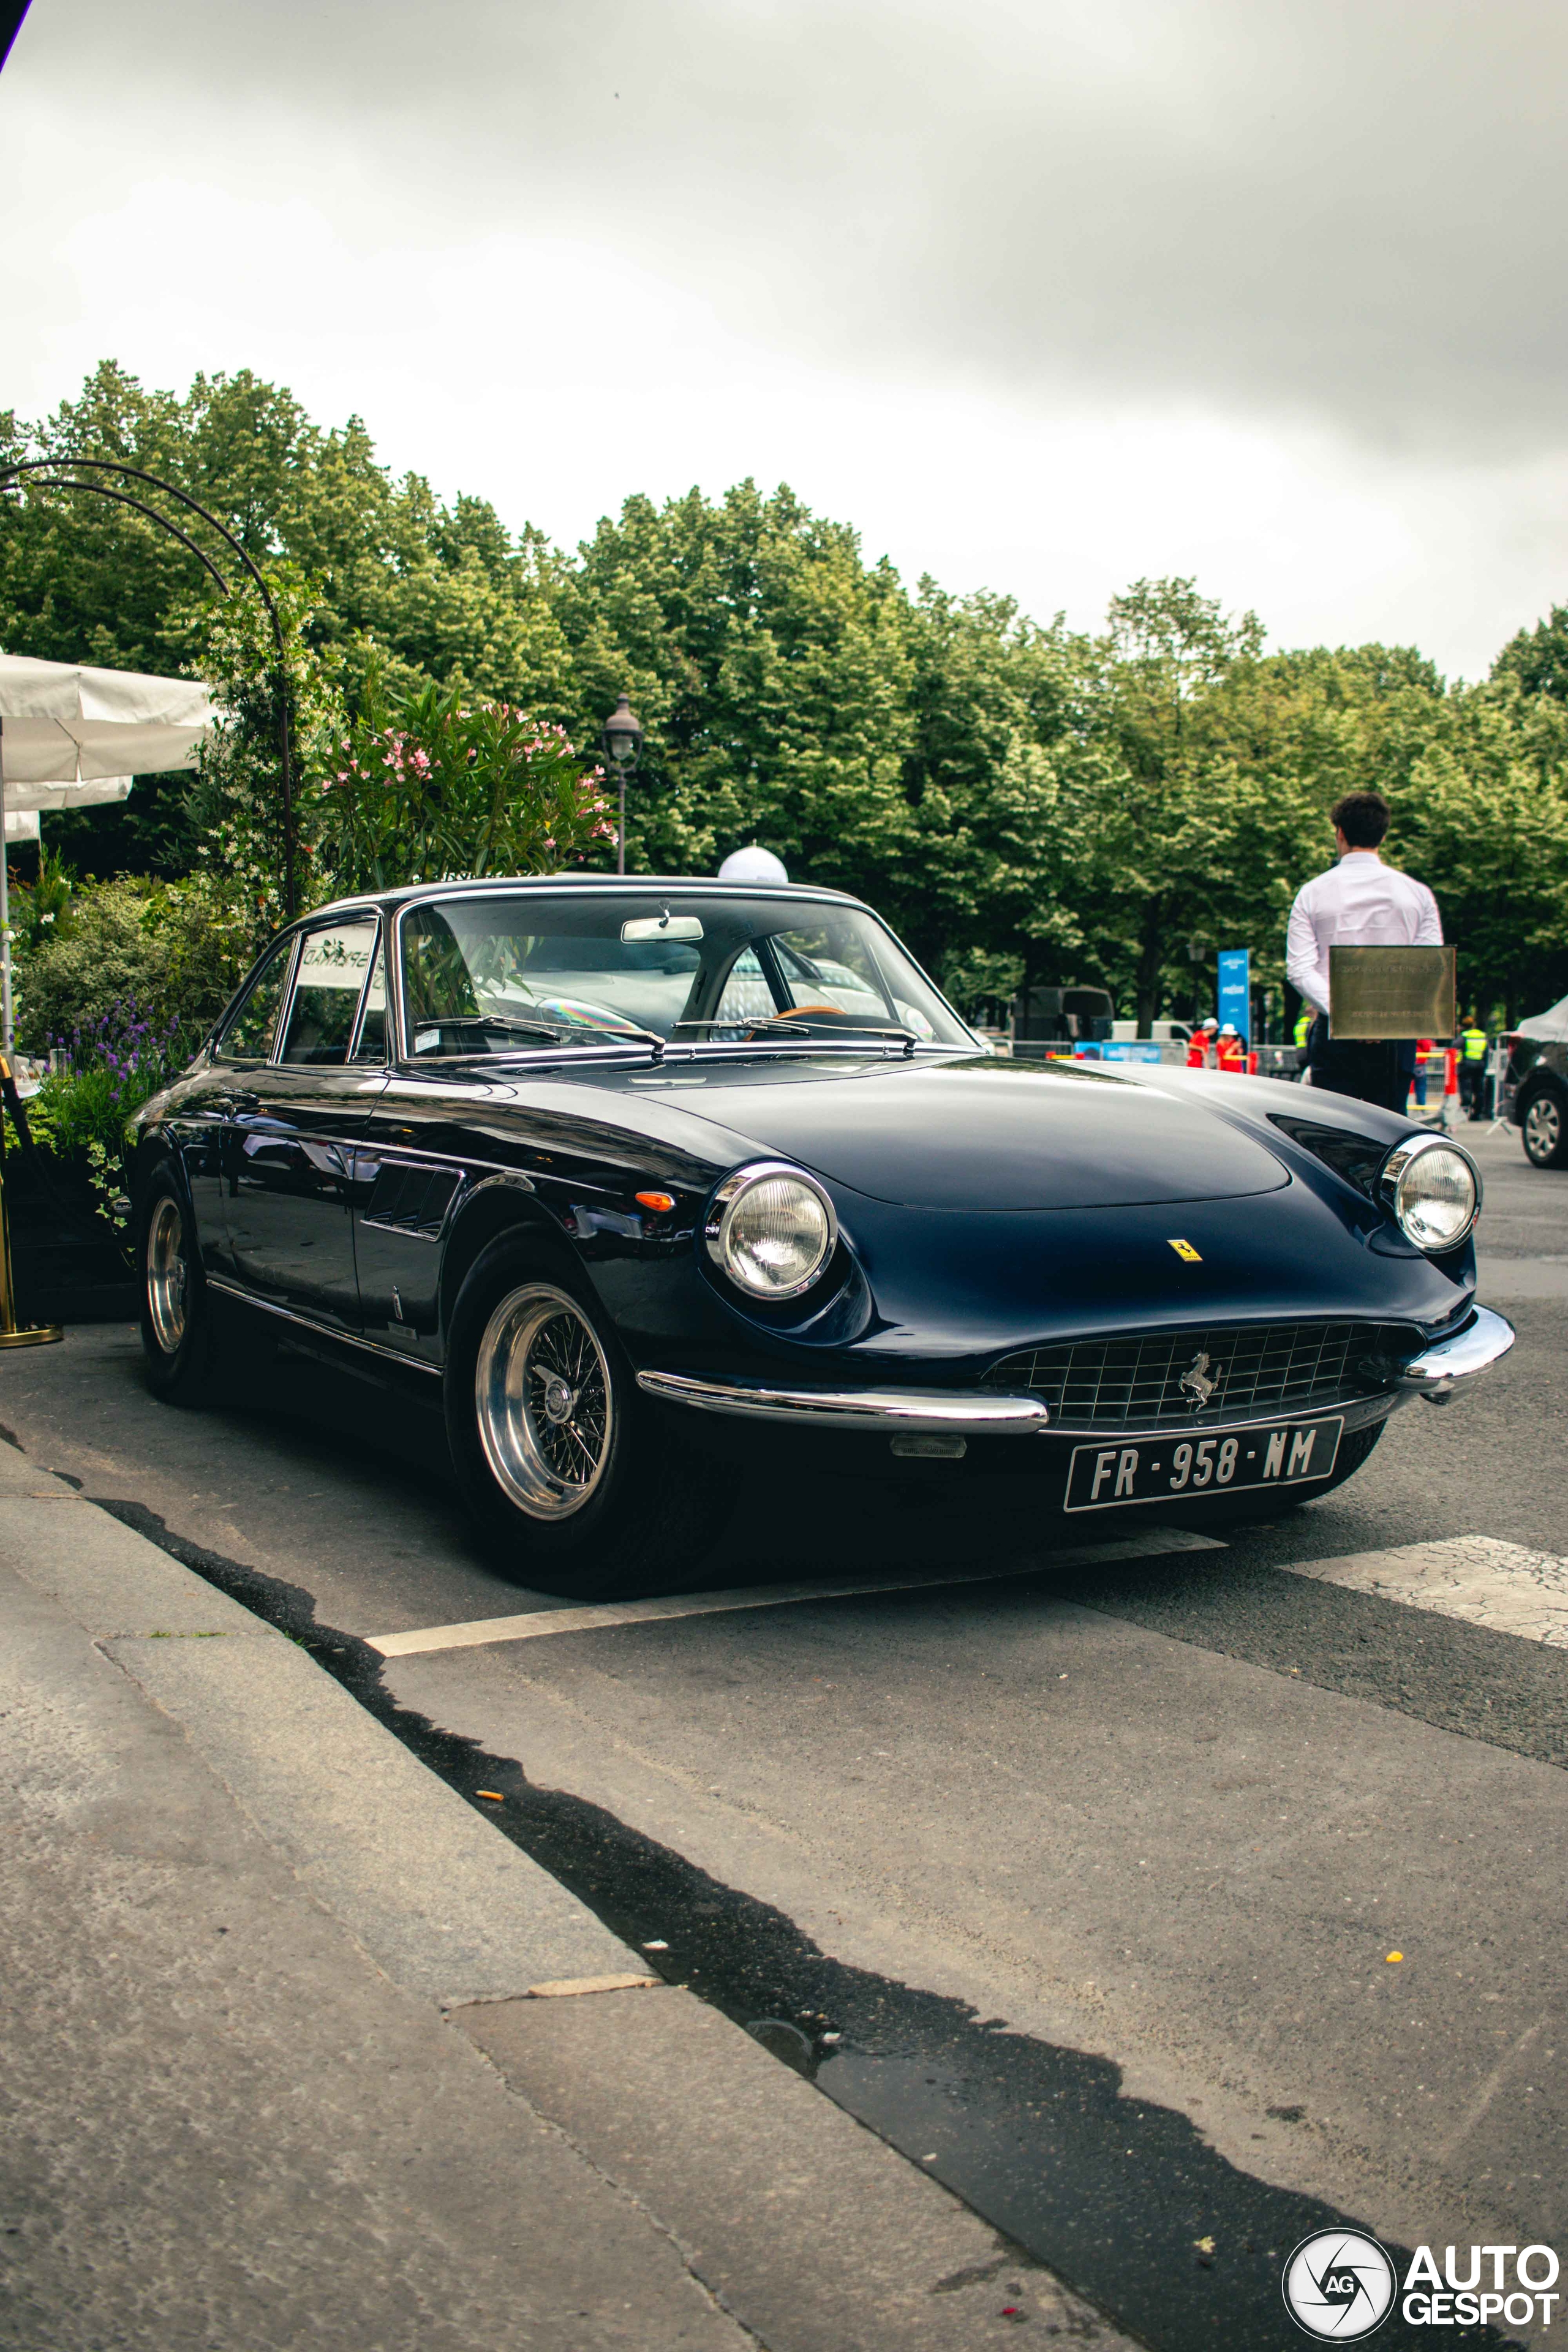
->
703 1161 839 1301
1378 1132 1481 1254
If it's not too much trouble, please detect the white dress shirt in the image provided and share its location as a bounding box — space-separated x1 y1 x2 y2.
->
1285 851 1442 1017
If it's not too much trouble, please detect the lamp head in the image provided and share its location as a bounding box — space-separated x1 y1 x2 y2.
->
601 692 643 768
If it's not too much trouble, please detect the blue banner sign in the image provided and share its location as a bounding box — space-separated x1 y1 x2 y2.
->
1217 948 1250 1041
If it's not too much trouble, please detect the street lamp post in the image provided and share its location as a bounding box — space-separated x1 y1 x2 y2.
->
600 693 643 877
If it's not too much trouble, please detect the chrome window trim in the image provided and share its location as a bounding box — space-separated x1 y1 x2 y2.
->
386 884 980 1065
210 932 301 1065
276 909 382 1071
345 917 388 1066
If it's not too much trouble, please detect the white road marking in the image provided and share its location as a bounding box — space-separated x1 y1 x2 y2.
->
366 1526 1226 1657
1281 1536 1568 1647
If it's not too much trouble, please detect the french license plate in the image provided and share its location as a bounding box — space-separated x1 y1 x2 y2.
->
1063 1416 1344 1513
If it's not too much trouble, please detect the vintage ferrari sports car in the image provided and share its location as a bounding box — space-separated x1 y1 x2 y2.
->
130 875 1514 1595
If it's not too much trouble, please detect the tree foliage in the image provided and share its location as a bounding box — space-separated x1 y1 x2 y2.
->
5 360 1568 1029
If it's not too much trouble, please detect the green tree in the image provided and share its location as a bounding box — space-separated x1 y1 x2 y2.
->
556 480 919 896
1492 603 1568 703
1 363 573 872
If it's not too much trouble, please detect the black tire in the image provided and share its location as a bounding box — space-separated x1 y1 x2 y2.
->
444 1231 736 1598
1521 1087 1568 1169
137 1167 217 1404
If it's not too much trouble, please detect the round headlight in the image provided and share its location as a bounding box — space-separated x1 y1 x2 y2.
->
1380 1135 1480 1253
706 1163 837 1300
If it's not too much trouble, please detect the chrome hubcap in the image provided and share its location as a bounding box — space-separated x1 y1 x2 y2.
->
1525 1096 1561 1159
146 1197 188 1355
474 1284 614 1520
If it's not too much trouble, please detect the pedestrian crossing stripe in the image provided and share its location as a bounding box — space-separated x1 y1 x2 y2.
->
1280 1536 1568 1648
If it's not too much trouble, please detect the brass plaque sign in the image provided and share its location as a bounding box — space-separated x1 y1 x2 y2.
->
1329 944 1456 1040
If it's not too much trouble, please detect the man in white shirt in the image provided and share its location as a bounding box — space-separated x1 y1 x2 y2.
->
1285 790 1442 1112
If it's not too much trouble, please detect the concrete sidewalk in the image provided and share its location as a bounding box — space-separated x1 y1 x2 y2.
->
0 1431 1126 2351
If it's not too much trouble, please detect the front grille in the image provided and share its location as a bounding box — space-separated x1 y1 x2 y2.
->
985 1321 1403 1430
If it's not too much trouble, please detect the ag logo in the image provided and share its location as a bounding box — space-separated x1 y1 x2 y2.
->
1283 2229 1396 2339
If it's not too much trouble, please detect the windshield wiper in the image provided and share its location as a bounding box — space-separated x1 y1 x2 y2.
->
745 1016 920 1050
432 1014 666 1059
674 1015 920 1053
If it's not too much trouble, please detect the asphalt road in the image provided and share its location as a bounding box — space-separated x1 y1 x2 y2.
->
5 1121 1566 2351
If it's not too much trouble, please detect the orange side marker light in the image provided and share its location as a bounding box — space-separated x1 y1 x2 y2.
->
636 1192 677 1213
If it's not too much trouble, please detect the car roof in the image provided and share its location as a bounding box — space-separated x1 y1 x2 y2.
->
298 873 866 924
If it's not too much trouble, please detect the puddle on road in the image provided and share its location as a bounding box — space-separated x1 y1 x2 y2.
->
92 1494 1517 2352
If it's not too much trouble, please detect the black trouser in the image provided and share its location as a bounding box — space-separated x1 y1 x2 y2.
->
1306 1023 1413 1115
1459 1062 1483 1115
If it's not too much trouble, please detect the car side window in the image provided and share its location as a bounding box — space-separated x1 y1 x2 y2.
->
278 918 380 1067
213 937 295 1062
349 938 388 1065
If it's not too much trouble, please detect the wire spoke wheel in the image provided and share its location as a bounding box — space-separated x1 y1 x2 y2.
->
145 1196 189 1355
474 1283 615 1520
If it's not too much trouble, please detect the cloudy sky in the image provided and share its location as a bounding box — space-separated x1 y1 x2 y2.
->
4 0 1567 674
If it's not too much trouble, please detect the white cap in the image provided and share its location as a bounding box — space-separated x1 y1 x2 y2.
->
717 843 789 885
1219 1022 1238 1035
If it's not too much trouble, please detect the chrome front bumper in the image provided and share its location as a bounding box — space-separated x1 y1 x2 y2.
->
639 1303 1517 1436
1393 1303 1516 1401
635 1370 1049 1433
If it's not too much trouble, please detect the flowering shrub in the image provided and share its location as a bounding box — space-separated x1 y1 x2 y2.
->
8 999 195 1241
317 676 614 892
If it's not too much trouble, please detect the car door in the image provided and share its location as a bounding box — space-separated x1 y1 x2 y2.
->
220 912 387 1331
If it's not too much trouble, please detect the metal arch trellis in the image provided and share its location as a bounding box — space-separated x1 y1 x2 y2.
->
0 455 299 917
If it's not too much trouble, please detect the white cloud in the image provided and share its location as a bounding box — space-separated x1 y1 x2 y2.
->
3 0 1567 676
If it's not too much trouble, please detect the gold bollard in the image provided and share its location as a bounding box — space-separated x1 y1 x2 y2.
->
0 1054 64 1348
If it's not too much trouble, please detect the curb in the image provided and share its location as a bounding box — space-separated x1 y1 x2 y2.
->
0 1438 646 2007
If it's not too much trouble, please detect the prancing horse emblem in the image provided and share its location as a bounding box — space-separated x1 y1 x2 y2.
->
1180 1351 1221 1409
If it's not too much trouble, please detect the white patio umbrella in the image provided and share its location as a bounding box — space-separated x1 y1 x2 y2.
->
0 651 219 1047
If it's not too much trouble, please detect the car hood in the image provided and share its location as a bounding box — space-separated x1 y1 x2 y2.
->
655 1055 1290 1210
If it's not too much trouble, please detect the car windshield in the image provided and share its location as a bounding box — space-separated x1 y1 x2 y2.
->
398 890 973 1057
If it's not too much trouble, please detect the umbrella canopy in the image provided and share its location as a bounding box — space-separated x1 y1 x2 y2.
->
0 650 220 1046
0 652 217 783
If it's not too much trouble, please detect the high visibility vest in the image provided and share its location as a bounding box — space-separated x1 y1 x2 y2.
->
1293 1010 1312 1047
1462 1027 1487 1061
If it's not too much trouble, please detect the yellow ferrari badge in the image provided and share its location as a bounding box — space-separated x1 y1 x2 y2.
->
1167 1238 1202 1263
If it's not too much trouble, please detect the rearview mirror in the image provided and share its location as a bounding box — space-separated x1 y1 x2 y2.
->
621 912 704 943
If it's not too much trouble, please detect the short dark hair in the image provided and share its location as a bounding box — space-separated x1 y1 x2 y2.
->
1330 790 1389 848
